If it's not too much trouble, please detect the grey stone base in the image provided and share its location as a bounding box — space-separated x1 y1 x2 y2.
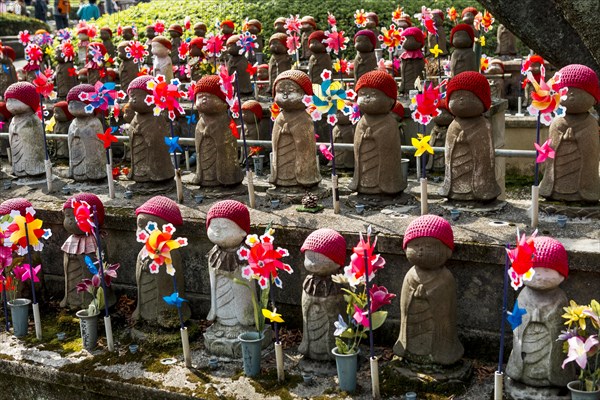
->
388 359 473 392
126 179 176 195
540 201 600 219
203 323 272 358
266 185 329 204
345 191 415 209
195 184 248 199
505 377 570 400
440 199 507 213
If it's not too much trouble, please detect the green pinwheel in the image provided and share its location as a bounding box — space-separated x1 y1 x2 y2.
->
302 69 356 126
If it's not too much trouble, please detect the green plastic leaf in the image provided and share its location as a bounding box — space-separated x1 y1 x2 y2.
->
367 311 388 331
339 327 355 339
97 287 105 310
335 337 349 354
233 277 250 288
341 288 366 309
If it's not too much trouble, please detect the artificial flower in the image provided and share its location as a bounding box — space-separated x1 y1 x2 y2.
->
344 226 385 287
353 304 369 328
13 264 41 283
238 230 292 289
480 54 490 73
302 69 355 126
0 276 16 293
412 133 434 157
379 24 403 53
507 300 527 330
527 65 567 125
333 58 348 74
97 127 118 149
563 300 589 331
534 139 555 163
145 75 186 120
270 102 281 121
447 7 458 23
354 9 367 27
163 291 187 307
562 336 599 370
334 314 348 336
370 284 395 313
136 221 188 276
262 308 284 323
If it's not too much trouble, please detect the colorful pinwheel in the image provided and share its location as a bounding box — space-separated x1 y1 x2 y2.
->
270 102 280 121
391 6 404 25
430 44 443 58
302 69 356 125
349 103 361 125
164 291 187 307
136 221 188 276
25 44 43 69
354 9 367 27
506 229 537 290
6 207 52 256
333 58 349 74
237 228 292 289
480 54 490 73
284 14 301 35
145 75 186 121
18 30 31 46
323 28 348 55
203 33 224 58
447 7 458 23
56 29 71 43
80 81 126 114
527 65 567 125
534 139 555 163
286 34 301 56
507 300 527 330
71 199 95 235
379 24 403 53
164 136 182 154
409 82 443 125
33 70 57 100
125 41 148 64
480 11 495 32
13 264 41 283
184 16 191 31
154 20 166 35
97 127 118 149
412 133 434 157
178 40 190 60
60 41 75 62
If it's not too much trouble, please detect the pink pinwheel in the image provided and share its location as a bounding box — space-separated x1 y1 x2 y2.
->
344 227 385 287
203 33 224 58
18 30 31 45
13 264 41 283
534 139 555 163
506 229 538 290
286 34 301 56
218 65 235 100
527 65 567 125
35 32 53 47
125 41 148 64
284 14 301 35
323 28 348 55
71 199 95 235
33 70 57 100
178 40 190 60
409 82 444 125
354 9 367 27
154 20 166 34
379 24 403 53
60 41 75 62
145 75 186 121
25 44 43 66
136 221 188 276
238 228 292 289
370 284 396 313
80 81 125 114
327 12 337 27
319 144 334 160
423 14 437 35
237 31 258 57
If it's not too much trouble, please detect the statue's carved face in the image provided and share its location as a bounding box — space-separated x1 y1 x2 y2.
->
189 45 203 57
304 250 340 276
452 31 472 48
221 25 234 35
432 108 453 126
145 28 156 40
274 80 305 110
122 30 134 41
357 87 394 115
562 87 596 114
402 35 422 51
405 237 451 270
117 45 129 60
227 42 240 56
68 100 90 118
354 35 373 53
274 22 286 33
257 68 269 80
6 98 31 115
194 27 206 37
462 12 475 26
248 25 260 35
195 92 228 114
128 89 152 114
308 39 325 53
169 30 181 39
365 16 378 29
100 31 111 41
448 90 484 118
524 267 565 290
207 218 247 249
54 107 68 122
63 208 85 235
151 42 170 57
300 22 314 33
269 40 287 55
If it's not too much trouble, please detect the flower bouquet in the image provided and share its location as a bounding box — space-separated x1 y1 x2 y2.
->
560 299 600 392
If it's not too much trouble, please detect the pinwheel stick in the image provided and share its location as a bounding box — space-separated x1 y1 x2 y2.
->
531 113 541 228
436 35 442 84
495 244 510 400
235 76 256 208
169 121 184 204
363 248 380 399
92 205 114 351
100 119 116 199
39 95 53 193
328 124 340 214
23 221 42 340
269 287 285 381
2 278 9 331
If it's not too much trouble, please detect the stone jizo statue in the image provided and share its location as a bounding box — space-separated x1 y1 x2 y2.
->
496 24 517 58
300 16 317 61
353 30 378 86
399 27 425 95
117 41 138 94
0 45 17 99
450 24 477 77
427 99 452 171
241 100 262 141
332 105 355 169
307 31 332 85
394 215 463 365
226 35 253 97
193 22 207 38
52 101 73 159
152 36 174 81
100 27 116 59
55 42 78 99
268 33 291 93
427 10 447 55
440 71 501 201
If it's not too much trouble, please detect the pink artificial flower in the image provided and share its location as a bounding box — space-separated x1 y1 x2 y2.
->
369 284 396 313
203 33 224 57
534 139 555 163
562 336 599 370
323 29 348 55
286 34 301 55
344 229 386 287
353 304 369 328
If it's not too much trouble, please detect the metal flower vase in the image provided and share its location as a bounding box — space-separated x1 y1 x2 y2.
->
76 309 100 351
9 298 31 337
238 332 264 377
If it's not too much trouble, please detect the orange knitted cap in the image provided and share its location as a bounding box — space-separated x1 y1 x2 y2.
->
194 75 227 103
308 30 326 43
152 36 172 50
269 33 288 46
461 6 478 17
355 70 398 101
242 100 263 119
273 70 313 96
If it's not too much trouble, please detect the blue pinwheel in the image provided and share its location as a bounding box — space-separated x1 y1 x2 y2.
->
164 136 182 154
163 291 187 308
186 113 197 125
84 255 99 275
80 81 126 114
507 300 527 330
302 69 356 126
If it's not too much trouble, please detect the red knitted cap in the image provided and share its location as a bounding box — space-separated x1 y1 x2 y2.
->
354 30 377 48
206 200 250 234
365 12 379 25
5 82 39 112
461 6 478 17
67 84 96 103
403 215 454 250
168 24 183 35
392 101 405 118
301 228 347 266
100 27 113 37
195 75 227 103
450 24 475 45
401 27 425 46
308 30 326 44
258 64 268 70
226 34 240 46
300 16 317 28
190 37 204 50
127 75 154 96
152 36 172 50
355 70 398 101
194 22 207 31
242 100 263 119
0 101 12 120
269 33 288 46
63 192 105 226
1 46 16 61
273 70 313 96
136 196 183 226
221 20 235 30
88 42 107 55
447 71 491 111
0 198 32 217
247 19 262 31
557 64 600 104
532 236 569 278
54 101 74 120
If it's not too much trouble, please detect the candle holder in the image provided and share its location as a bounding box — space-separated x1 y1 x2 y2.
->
450 209 461 221
56 332 66 341
208 357 219 370
129 344 139 354
61 186 71 195
3 181 11 190
194 194 204 204
124 190 134 200
355 204 365 215
556 215 567 228
270 199 280 209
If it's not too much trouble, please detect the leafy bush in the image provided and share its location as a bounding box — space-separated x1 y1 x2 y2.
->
0 13 50 36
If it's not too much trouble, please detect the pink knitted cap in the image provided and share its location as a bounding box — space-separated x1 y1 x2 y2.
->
557 64 600 104
401 27 425 46
403 215 454 250
4 82 40 112
206 200 250 234
0 198 33 217
301 228 347 266
63 193 105 226
127 75 154 96
532 236 569 278
136 196 183 226
67 84 96 103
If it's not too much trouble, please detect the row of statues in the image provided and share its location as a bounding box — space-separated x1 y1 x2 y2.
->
2 62 599 203
0 195 576 393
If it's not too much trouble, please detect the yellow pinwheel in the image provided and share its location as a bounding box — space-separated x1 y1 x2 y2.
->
429 44 443 58
412 134 434 157
262 308 284 323
479 36 486 47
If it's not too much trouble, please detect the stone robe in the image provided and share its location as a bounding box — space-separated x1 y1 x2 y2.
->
9 113 45 177
129 113 175 182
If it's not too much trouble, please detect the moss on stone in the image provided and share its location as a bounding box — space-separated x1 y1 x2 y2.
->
247 370 302 400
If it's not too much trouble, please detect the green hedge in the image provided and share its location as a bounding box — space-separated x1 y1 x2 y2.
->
0 13 50 36
96 0 493 48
